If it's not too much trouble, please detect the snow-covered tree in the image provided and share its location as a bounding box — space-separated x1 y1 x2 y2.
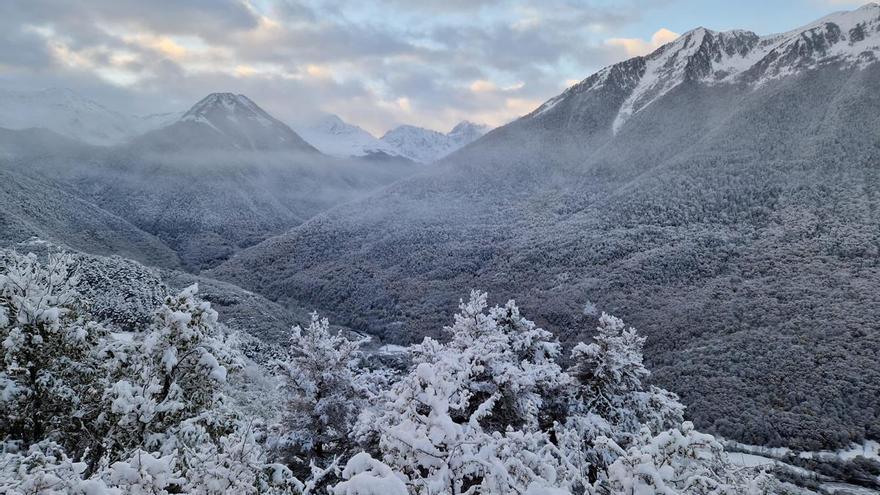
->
0 251 109 454
1 251 299 493
94 283 289 493
355 292 577 493
559 313 685 483
595 422 772 494
275 313 370 479
438 291 569 431
567 313 684 445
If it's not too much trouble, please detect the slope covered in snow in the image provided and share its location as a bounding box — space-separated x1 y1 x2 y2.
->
0 88 138 145
296 114 399 158
135 93 319 153
210 5 880 453
379 121 489 163
528 2 880 133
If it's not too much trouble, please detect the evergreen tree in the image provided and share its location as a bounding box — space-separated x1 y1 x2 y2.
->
355 292 576 493
0 251 108 454
275 313 369 477
568 313 684 445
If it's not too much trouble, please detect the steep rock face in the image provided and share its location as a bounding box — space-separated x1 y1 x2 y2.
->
209 6 880 450
135 93 319 153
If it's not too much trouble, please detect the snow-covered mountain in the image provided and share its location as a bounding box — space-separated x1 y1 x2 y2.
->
0 88 136 146
296 114 398 158
297 115 490 162
133 111 184 134
210 4 880 452
447 121 491 149
379 121 490 163
0 88 186 146
531 2 880 133
135 93 318 153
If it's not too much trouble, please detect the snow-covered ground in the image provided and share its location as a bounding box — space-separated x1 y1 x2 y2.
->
800 441 880 463
725 439 880 494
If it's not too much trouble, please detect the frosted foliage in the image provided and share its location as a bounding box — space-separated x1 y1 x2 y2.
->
568 313 684 448
598 422 773 495
0 250 772 494
0 251 299 494
332 453 408 495
104 283 241 457
0 251 107 446
275 312 370 478
349 292 576 493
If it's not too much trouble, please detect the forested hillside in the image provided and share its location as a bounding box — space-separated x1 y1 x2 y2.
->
210 10 880 450
0 247 778 494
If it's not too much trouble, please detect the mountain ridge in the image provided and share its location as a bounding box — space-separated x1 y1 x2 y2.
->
379 121 490 163
0 88 156 146
297 114 491 162
527 2 880 134
208 6 880 451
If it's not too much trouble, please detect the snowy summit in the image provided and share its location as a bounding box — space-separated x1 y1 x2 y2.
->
298 114 490 163
532 2 880 133
136 93 319 152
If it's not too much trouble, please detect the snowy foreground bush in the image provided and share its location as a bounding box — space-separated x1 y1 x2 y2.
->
0 251 775 494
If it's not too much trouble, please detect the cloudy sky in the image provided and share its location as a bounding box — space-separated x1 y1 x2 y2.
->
0 0 869 135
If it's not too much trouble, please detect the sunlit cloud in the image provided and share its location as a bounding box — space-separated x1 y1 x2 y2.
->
305 64 334 79
4 1 847 134
124 34 187 59
470 79 498 92
606 28 680 57
234 64 257 77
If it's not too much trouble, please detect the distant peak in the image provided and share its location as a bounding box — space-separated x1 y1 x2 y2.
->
318 113 345 125
848 1 879 14
202 92 245 100
309 113 351 131
162 93 318 152
181 93 270 123
188 92 252 109
449 120 488 133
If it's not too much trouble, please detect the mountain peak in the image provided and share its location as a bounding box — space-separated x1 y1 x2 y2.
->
377 121 490 163
310 113 348 131
529 4 880 135
181 93 271 125
296 114 399 158
0 87 136 145
449 120 489 135
139 93 318 152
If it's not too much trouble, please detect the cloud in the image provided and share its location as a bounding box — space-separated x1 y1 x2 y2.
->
0 0 676 134
606 28 680 57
